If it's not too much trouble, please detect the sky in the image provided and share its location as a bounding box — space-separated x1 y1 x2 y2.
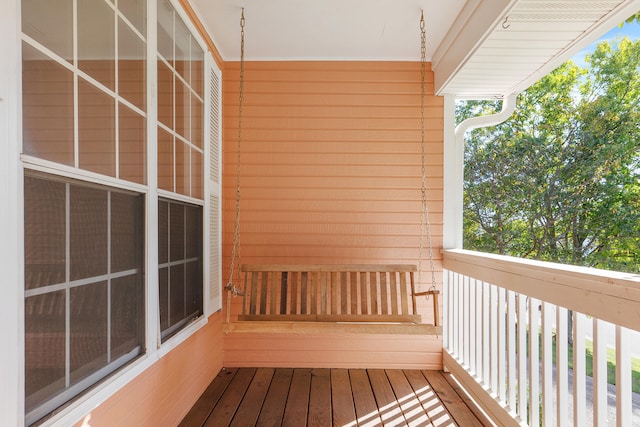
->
572 19 640 66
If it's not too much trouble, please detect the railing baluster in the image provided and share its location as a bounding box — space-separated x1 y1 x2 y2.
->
463 274 470 367
490 283 498 394
507 290 517 413
469 277 477 375
517 293 527 419
593 318 608 426
616 325 631 427
443 270 450 350
452 272 459 357
498 287 507 403
556 306 568 423
476 279 483 381
457 273 464 359
573 311 586 426
483 281 491 386
528 297 540 427
541 302 554 426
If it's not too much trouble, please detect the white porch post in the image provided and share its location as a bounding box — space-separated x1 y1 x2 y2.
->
442 94 462 250
0 0 24 425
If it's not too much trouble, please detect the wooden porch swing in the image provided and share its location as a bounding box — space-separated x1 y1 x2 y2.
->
223 10 440 335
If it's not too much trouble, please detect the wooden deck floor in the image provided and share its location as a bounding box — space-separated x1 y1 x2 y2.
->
179 368 493 427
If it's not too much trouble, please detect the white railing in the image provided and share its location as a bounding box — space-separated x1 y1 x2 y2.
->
443 249 640 427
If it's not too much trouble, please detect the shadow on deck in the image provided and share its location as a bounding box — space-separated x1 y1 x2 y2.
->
180 368 494 426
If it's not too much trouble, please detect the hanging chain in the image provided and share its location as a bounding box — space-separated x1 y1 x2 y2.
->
418 10 438 294
226 8 245 296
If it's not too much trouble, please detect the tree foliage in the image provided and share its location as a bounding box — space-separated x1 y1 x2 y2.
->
460 37 640 273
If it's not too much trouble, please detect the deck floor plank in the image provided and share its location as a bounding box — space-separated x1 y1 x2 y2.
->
308 368 332 427
349 369 383 427
403 370 454 426
255 368 294 427
203 368 257 427
229 368 274 427
178 368 238 427
281 368 312 427
367 369 407 426
184 368 492 427
331 369 356 427
385 369 432 427
422 370 485 427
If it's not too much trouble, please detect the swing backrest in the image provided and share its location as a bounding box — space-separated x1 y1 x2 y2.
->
238 264 423 323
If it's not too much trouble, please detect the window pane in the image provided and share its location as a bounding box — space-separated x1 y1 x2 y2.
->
24 176 66 290
185 260 202 316
158 201 169 264
25 291 66 413
191 95 203 149
175 140 188 196
175 78 189 139
191 148 203 200
118 103 146 184
70 185 108 280
118 18 146 111
111 191 143 272
190 38 204 97
174 17 190 81
78 0 115 90
159 267 169 330
70 282 108 384
157 0 174 63
159 201 202 340
22 0 73 61
78 78 116 177
158 127 174 191
111 275 143 360
22 42 74 166
169 203 184 262
185 201 201 259
118 0 145 35
157 60 174 129
170 264 185 325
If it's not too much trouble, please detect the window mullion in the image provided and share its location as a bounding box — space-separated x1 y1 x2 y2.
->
65 183 71 389
146 0 161 351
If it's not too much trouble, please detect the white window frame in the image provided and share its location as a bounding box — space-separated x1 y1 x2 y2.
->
5 0 223 425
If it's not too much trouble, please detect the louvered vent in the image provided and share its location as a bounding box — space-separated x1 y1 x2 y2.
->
209 193 221 311
209 67 221 184
207 59 222 313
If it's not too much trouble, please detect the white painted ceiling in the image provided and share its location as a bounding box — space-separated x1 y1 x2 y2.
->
190 0 466 61
190 0 640 98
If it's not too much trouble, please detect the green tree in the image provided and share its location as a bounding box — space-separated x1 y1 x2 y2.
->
460 37 640 273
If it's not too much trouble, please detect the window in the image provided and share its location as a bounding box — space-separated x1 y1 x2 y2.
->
22 0 147 183
156 0 205 340
24 174 144 424
21 0 148 424
157 0 204 199
20 0 214 423
158 200 203 341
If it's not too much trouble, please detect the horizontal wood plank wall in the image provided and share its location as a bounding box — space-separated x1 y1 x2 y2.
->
223 332 443 370
222 61 444 369
72 313 224 427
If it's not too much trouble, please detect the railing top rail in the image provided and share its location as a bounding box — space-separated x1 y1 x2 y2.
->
443 249 640 332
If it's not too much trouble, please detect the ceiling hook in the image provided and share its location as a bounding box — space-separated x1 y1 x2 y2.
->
502 16 510 29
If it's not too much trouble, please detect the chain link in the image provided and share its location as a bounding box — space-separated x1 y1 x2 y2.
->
226 8 245 295
418 11 438 294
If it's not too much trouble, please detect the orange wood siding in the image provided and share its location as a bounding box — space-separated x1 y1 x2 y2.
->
222 61 444 369
72 313 224 427
223 332 443 370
